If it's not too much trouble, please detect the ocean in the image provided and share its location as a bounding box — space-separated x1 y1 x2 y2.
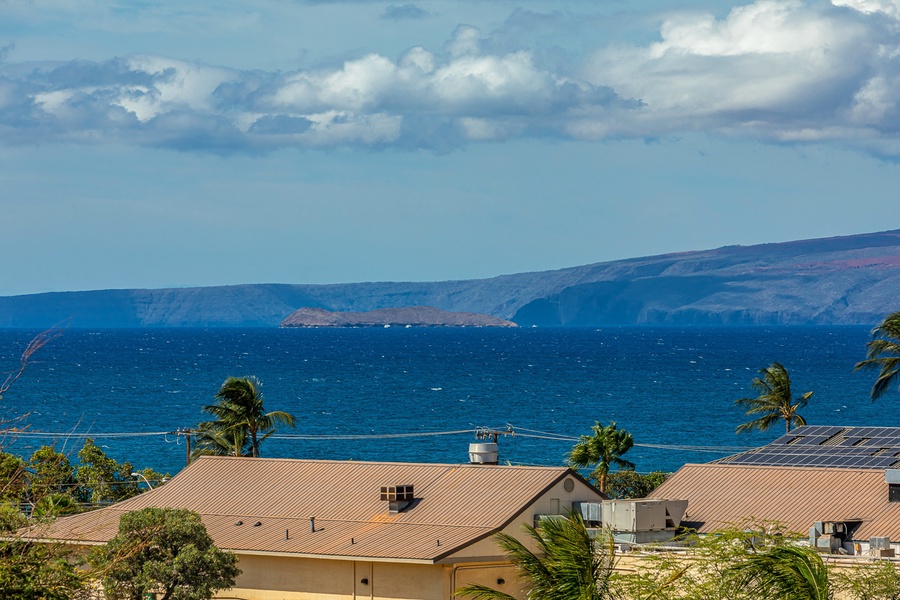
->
0 326 891 477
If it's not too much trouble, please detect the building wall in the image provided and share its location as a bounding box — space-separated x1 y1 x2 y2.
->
223 554 447 600
448 562 521 599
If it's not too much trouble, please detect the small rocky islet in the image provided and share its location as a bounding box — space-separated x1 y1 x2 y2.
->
280 306 518 328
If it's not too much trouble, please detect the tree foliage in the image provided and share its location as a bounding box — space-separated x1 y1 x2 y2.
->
726 545 831 600
89 507 240 600
855 311 900 400
605 471 669 500
27 446 77 506
622 523 798 600
735 363 812 434
834 559 900 600
198 376 295 458
456 511 618 600
567 421 635 494
75 438 140 504
191 419 251 460
0 539 87 600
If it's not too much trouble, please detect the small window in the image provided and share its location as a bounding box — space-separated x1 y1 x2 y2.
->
889 484 900 503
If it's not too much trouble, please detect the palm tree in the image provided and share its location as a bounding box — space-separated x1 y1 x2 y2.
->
726 545 831 600
854 311 900 400
567 421 634 494
456 511 618 600
191 419 252 459
202 376 296 458
735 363 812 435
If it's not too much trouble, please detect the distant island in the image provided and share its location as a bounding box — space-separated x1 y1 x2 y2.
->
281 306 518 328
3 229 900 327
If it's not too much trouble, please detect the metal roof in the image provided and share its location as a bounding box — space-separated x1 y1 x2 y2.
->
716 426 900 469
648 463 900 540
27 456 596 562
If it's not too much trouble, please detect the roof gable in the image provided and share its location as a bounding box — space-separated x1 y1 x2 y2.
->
29 457 601 562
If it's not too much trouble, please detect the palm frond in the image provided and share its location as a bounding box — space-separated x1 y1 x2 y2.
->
726 545 830 600
735 363 812 434
856 312 900 400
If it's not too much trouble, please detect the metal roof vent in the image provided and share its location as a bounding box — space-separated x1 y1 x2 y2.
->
380 484 414 513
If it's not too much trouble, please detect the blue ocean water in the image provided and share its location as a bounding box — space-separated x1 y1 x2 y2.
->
0 326 890 476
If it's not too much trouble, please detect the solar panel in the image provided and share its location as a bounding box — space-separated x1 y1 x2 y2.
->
717 425 900 469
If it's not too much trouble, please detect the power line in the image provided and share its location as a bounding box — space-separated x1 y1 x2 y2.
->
4 426 753 454
9 431 170 438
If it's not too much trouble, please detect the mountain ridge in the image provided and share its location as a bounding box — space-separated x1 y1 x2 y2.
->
3 229 900 327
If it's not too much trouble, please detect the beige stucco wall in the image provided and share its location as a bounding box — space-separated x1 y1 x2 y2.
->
223 555 446 600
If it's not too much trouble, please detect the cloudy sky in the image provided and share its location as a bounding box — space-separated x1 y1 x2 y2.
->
2 0 900 296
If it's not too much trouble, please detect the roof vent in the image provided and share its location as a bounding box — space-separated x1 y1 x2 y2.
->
380 484 414 513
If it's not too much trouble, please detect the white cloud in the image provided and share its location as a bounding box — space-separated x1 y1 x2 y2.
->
7 2 900 156
447 25 482 58
833 0 900 19
583 0 900 152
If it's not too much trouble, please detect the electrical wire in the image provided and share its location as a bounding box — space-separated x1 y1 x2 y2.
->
4 426 752 453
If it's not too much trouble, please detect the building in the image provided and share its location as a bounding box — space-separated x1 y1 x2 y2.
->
25 455 606 600
648 425 900 555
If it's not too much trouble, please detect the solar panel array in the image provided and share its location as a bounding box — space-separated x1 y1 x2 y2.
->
717 426 900 469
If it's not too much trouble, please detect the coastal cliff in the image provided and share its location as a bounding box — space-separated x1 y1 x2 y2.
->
280 306 518 328
3 229 900 327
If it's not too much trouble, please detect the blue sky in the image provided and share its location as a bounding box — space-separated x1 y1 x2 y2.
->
2 0 900 296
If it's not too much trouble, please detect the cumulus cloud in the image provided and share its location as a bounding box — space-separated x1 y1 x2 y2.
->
7 1 900 155
0 28 623 152
583 0 900 154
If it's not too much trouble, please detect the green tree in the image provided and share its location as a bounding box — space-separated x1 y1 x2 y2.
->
74 438 138 504
726 545 831 600
621 522 789 600
0 539 87 600
456 511 618 600
0 502 26 533
567 421 635 494
855 312 900 400
201 376 295 458
89 507 240 600
191 420 251 460
605 470 669 500
735 362 812 434
834 559 900 600
27 446 77 506
0 453 27 504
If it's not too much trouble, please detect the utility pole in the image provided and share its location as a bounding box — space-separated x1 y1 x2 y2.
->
475 424 515 443
171 428 194 467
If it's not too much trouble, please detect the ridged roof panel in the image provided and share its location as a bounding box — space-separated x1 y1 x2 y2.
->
30 457 587 561
649 463 900 540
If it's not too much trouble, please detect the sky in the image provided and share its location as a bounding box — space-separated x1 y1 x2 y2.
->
2 0 900 296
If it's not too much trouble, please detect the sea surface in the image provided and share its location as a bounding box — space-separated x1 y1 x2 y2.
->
0 326 892 477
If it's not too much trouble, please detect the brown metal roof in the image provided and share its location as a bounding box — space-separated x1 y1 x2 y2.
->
648 463 900 540
29 456 592 562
